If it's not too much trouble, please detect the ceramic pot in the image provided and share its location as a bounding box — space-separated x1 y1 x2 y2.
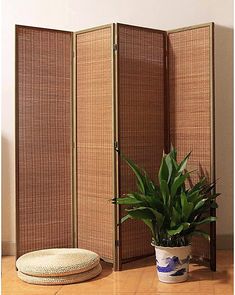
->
152 244 191 283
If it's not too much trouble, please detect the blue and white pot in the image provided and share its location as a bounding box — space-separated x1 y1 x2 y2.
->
153 244 191 283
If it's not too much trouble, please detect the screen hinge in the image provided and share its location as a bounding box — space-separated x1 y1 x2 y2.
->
113 44 118 51
165 53 168 70
115 240 120 247
114 141 119 152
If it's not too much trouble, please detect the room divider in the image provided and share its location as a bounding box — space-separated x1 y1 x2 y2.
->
15 22 216 271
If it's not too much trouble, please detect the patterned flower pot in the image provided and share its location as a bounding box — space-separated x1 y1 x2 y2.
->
152 244 191 283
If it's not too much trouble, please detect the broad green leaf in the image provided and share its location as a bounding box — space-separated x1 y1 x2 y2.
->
158 156 169 183
193 216 217 225
143 173 156 194
170 220 176 228
126 207 155 220
194 198 207 210
171 206 181 226
125 193 147 206
121 154 146 194
167 224 184 236
136 182 145 194
187 190 201 203
142 219 156 239
171 172 190 198
165 154 173 183
160 179 169 205
178 151 191 172
175 199 181 214
181 192 194 220
169 145 177 160
138 195 165 214
171 158 179 170
126 193 164 213
121 214 131 223
115 197 143 205
188 177 207 195
182 222 190 230
149 208 164 229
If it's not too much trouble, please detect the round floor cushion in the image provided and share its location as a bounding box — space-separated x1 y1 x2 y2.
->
17 263 102 285
16 248 100 277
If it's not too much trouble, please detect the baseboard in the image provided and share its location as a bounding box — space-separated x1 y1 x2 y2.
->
217 234 233 250
2 241 16 256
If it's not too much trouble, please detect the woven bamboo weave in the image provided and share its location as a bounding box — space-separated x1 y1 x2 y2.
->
17 264 102 285
168 26 212 260
117 24 166 260
15 26 73 258
76 27 113 260
16 248 100 277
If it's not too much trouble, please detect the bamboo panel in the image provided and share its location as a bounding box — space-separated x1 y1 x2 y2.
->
76 27 113 260
118 24 166 260
15 26 73 258
168 25 213 260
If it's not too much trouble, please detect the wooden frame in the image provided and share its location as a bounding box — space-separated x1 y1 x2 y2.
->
167 23 215 269
15 25 73 258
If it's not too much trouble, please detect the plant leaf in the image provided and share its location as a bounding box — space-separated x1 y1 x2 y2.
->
115 197 143 205
193 216 217 225
171 172 190 198
188 177 207 195
126 207 155 220
138 194 165 214
160 179 169 205
121 214 131 223
165 154 173 183
182 222 190 230
181 192 194 220
178 151 191 172
187 190 201 204
149 208 164 229
142 219 156 240
121 154 146 194
171 207 181 227
158 156 169 183
194 198 207 210
167 224 184 236
169 145 177 161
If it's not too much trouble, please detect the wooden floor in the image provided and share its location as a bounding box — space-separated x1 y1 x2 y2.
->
2 250 233 295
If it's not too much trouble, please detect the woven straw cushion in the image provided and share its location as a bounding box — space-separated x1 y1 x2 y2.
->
17 264 102 285
16 248 100 277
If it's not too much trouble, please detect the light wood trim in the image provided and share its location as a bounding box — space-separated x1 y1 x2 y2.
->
113 23 121 271
72 32 78 248
167 22 214 33
74 24 113 35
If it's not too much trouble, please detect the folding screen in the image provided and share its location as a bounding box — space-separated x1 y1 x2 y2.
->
15 23 215 270
15 26 73 258
75 25 114 262
117 24 166 262
168 23 215 269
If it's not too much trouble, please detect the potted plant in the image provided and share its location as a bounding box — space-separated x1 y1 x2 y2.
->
113 147 219 283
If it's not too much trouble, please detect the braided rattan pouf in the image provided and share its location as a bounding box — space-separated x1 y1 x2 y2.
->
16 248 102 285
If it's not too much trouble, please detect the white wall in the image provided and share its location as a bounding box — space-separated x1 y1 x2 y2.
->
1 0 233 252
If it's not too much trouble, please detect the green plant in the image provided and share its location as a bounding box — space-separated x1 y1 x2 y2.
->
113 147 219 247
